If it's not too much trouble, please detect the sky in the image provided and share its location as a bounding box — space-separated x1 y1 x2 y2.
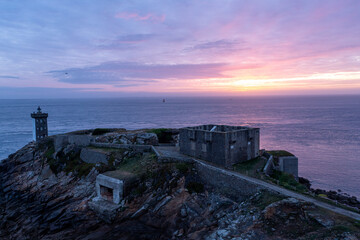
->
1 0 360 98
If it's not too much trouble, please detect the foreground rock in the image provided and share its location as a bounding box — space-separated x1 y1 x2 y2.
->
0 134 359 239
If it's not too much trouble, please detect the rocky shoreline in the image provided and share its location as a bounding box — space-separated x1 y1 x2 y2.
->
296 176 360 211
0 129 359 239
311 188 360 211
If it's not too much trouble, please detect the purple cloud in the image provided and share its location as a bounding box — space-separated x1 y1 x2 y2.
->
48 61 229 84
184 39 250 53
1 0 360 97
98 34 156 49
115 12 165 23
0 75 19 79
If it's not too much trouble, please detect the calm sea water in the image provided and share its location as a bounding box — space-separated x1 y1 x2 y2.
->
0 96 359 197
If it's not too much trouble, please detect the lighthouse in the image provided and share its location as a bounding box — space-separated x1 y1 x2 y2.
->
31 106 48 141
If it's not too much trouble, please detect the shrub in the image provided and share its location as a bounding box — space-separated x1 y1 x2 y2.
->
266 150 294 157
36 137 54 151
332 225 353 233
46 148 95 177
45 146 55 159
133 184 147 196
147 128 173 143
186 181 204 194
252 191 285 210
92 128 113 135
176 163 190 174
318 194 328 198
271 170 307 193
353 220 360 228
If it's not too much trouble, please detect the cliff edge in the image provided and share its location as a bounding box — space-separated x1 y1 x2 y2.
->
0 130 359 239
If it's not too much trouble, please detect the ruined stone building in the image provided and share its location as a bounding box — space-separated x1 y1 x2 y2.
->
179 125 260 168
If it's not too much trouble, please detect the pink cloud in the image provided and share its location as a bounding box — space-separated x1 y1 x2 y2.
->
115 12 165 23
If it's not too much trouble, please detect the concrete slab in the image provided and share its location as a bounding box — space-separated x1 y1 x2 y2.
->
153 146 194 163
88 197 122 223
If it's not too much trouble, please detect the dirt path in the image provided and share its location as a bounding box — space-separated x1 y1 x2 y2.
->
154 146 360 220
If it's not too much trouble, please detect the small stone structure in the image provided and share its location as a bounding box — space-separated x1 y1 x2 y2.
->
263 154 275 175
179 125 260 168
90 171 137 222
95 170 137 204
30 106 48 141
96 174 124 204
279 156 298 178
262 152 299 179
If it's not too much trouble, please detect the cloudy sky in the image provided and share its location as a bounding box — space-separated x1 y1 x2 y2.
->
1 0 360 98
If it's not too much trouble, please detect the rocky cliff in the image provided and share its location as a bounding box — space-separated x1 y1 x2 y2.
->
0 132 359 239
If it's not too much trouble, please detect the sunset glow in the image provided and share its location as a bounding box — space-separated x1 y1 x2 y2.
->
1 0 360 98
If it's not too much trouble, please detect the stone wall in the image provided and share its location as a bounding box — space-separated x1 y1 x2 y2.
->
54 135 93 152
195 161 266 201
90 142 152 152
68 135 93 147
54 135 69 152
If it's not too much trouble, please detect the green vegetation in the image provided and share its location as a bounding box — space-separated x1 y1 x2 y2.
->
64 158 94 177
92 128 113 135
45 146 55 159
133 184 147 196
232 150 359 215
353 220 360 228
312 195 360 213
176 163 191 174
331 225 354 233
270 170 307 193
233 156 266 177
266 150 294 157
36 137 54 155
318 194 328 198
67 129 93 135
116 153 157 175
317 207 360 227
147 128 173 143
252 191 285 210
150 165 172 190
186 181 204 194
45 144 95 178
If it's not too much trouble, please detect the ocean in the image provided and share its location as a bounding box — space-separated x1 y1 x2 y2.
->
1 96 359 198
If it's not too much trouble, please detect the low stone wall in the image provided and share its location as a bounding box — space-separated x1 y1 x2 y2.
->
68 135 93 147
54 135 69 152
195 161 266 201
90 142 152 152
54 135 94 152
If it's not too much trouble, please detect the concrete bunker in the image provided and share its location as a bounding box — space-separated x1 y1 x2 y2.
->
179 125 260 168
95 170 138 204
279 156 298 178
90 170 138 223
96 174 123 204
